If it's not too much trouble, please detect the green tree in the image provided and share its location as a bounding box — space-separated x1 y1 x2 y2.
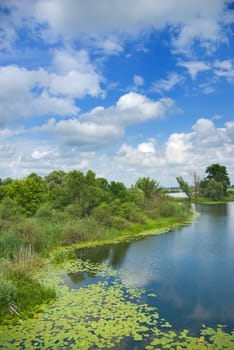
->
205 164 230 195
6 174 46 216
44 170 69 209
176 176 192 201
135 177 163 200
44 170 66 191
193 171 201 202
203 179 224 201
109 181 128 202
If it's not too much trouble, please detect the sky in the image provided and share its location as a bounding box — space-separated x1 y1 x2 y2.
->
0 0 234 187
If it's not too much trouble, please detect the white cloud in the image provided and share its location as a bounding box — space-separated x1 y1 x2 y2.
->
0 65 76 125
166 132 192 165
214 59 234 83
95 37 124 55
0 117 233 186
178 59 234 84
0 0 231 54
42 118 124 150
173 17 221 53
50 70 102 98
178 61 211 79
151 72 183 93
39 92 175 150
115 118 234 185
82 92 175 128
137 142 156 154
165 118 234 178
0 49 103 125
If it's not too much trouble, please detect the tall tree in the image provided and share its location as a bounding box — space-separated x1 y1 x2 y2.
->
193 171 201 202
205 164 230 196
176 176 192 201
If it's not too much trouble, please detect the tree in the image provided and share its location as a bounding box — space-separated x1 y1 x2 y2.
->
205 164 230 196
176 176 192 201
6 175 46 216
193 171 201 202
135 177 163 200
203 179 224 201
109 181 128 202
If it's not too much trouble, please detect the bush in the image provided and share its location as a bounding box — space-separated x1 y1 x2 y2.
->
144 208 160 220
0 197 22 220
35 203 56 221
64 204 82 219
62 218 107 245
159 201 177 217
91 203 112 226
109 216 131 231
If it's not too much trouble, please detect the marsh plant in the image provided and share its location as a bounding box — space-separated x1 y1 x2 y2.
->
0 170 193 324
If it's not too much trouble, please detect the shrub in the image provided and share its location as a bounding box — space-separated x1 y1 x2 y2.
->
159 201 178 217
62 218 107 245
91 203 112 226
144 208 160 220
64 204 82 219
35 203 56 221
0 197 22 221
109 216 131 231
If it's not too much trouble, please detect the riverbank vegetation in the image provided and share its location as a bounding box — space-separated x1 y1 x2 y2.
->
176 163 233 203
0 170 192 323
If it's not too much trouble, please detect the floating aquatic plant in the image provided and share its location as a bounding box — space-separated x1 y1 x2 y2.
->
0 257 233 349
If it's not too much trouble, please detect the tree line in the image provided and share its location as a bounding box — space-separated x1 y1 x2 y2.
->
176 163 231 201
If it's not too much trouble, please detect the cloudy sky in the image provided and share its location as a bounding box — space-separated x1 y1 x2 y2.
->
0 0 234 186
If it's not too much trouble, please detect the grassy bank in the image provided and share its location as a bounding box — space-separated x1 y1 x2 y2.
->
0 198 193 324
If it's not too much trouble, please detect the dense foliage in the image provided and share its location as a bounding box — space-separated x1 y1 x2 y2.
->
176 164 231 202
0 170 191 322
200 163 231 200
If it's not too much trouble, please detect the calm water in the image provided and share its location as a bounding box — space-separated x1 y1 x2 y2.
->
71 203 234 335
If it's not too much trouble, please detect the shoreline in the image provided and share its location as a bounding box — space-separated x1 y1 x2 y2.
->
50 209 198 258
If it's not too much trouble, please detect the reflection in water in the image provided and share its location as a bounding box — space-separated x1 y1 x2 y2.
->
66 203 234 334
75 241 131 268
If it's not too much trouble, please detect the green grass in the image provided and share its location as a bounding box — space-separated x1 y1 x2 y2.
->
0 199 193 323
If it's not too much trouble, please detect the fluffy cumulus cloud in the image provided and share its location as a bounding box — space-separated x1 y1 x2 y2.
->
1 116 234 186
39 92 175 150
115 118 234 185
0 0 231 53
0 49 103 126
165 118 234 177
0 1 233 187
0 65 75 125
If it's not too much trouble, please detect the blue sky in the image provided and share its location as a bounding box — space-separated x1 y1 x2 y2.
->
0 0 234 186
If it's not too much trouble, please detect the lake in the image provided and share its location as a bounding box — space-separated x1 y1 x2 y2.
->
1 202 234 349
74 202 234 335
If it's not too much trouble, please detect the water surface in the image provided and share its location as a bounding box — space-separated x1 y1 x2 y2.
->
73 203 234 334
